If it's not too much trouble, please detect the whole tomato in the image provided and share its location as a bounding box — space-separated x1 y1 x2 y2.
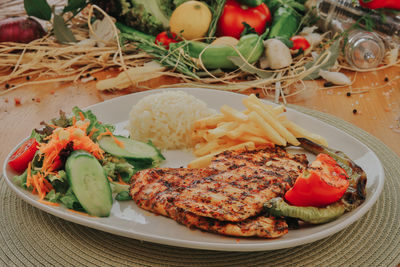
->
155 31 180 49
217 0 271 39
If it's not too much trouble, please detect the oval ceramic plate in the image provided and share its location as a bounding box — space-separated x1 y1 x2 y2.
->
3 88 384 251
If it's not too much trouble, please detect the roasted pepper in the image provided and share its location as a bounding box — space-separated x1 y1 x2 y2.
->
186 33 265 70
284 153 350 207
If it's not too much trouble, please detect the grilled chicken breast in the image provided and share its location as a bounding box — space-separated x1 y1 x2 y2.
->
129 147 307 238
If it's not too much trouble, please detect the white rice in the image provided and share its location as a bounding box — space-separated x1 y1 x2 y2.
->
126 90 216 150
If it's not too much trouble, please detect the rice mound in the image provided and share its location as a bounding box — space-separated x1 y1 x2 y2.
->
126 90 216 150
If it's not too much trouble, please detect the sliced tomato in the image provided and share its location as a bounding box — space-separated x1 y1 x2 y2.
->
289 35 311 51
217 0 271 39
8 138 39 173
155 31 180 49
284 153 350 207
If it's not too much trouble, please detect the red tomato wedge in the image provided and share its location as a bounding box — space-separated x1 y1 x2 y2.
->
284 153 350 207
8 138 38 173
217 0 271 39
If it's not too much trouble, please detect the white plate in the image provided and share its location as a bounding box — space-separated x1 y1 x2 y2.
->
3 88 385 251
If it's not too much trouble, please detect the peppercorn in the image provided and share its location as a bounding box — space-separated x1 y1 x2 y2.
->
5 83 10 89
26 76 30 80
86 73 91 77
346 92 351 97
384 77 389 82
324 82 334 87
352 109 357 114
94 77 97 81
256 93 260 98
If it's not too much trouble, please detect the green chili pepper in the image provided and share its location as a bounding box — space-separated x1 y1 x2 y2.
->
268 6 301 40
186 33 265 70
237 0 263 7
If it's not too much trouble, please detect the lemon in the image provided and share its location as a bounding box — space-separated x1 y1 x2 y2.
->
169 1 212 40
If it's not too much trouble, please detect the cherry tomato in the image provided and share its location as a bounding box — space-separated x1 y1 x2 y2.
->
217 0 271 39
289 35 310 51
8 138 38 173
284 153 350 207
155 31 180 49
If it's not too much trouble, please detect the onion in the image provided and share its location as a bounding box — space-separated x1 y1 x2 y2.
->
0 17 46 43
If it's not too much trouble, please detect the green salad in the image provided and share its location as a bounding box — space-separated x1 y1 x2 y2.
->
9 106 165 217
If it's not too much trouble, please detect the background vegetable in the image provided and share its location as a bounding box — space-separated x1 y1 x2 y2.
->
264 0 306 41
358 0 400 10
262 38 293 69
217 0 271 39
93 0 175 36
169 1 212 40
289 35 310 51
155 31 180 49
0 17 46 43
186 33 265 69
237 0 263 7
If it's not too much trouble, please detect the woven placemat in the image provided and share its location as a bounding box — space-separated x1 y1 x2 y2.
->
1 106 399 267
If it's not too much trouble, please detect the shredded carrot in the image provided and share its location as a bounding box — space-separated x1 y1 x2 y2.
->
43 178 54 192
26 162 32 187
72 116 76 126
48 124 60 129
97 128 124 148
107 177 113 182
96 128 112 140
67 209 92 217
88 128 99 138
38 200 60 207
79 112 85 121
117 174 129 185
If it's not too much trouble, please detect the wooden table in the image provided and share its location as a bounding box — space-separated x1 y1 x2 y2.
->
0 66 399 166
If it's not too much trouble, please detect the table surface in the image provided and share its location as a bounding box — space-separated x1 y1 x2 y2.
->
0 66 399 166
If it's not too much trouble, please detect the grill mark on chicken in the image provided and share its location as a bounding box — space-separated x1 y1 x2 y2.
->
129 147 307 238
174 166 284 221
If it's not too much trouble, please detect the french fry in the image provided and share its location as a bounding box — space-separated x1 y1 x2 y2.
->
247 94 286 116
191 128 208 143
226 122 264 139
248 111 286 146
190 94 328 164
281 120 328 147
272 105 286 116
188 141 256 168
207 121 237 139
193 139 220 157
192 114 226 130
244 99 299 146
236 134 272 145
220 104 248 122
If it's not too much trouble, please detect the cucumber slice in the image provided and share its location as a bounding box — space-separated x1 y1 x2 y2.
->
65 150 113 217
98 136 164 163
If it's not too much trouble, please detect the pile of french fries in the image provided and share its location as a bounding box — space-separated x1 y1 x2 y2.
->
188 94 328 168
